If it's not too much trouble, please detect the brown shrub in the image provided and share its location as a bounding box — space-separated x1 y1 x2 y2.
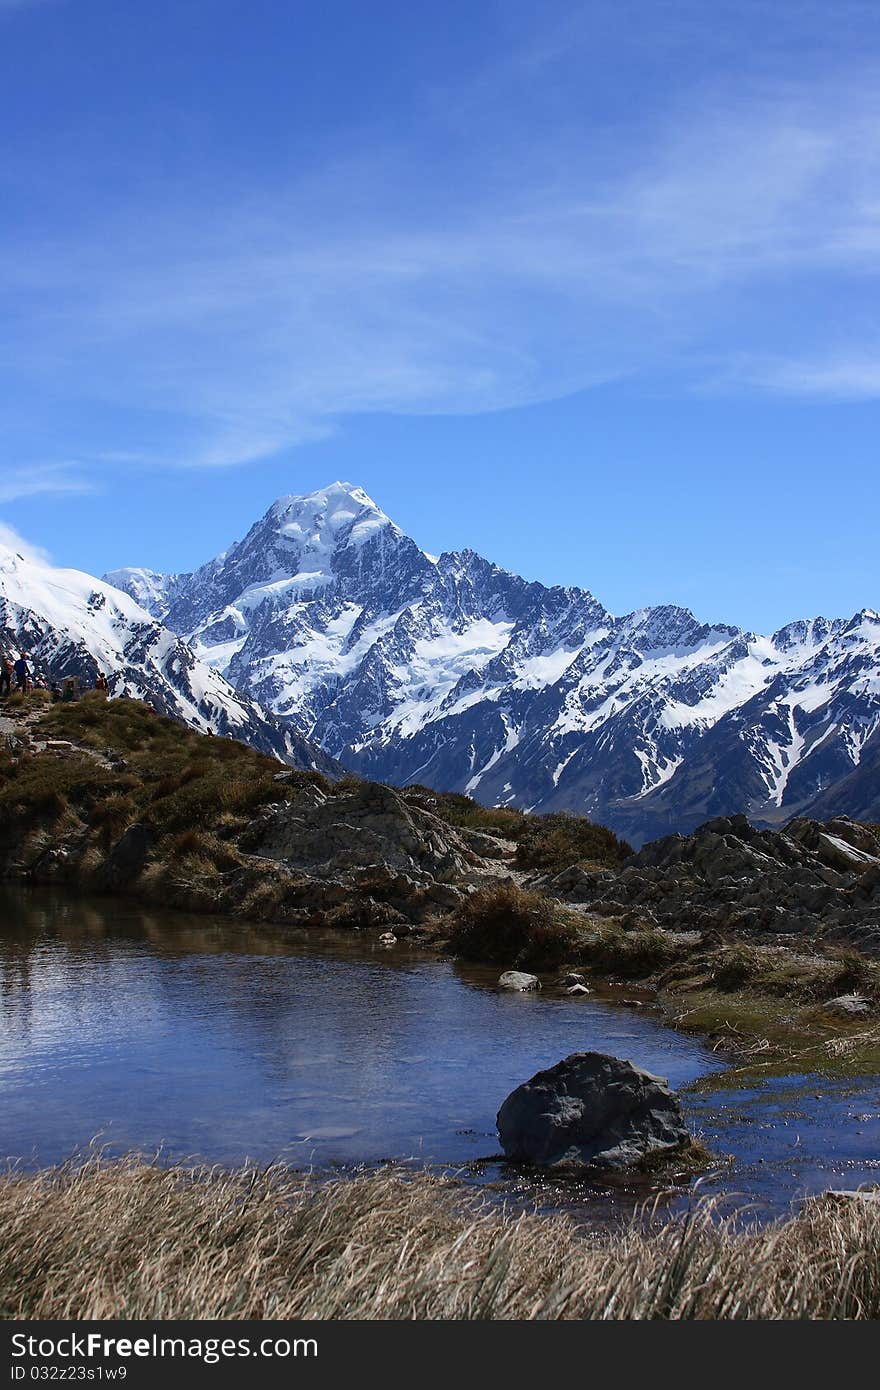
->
447 882 579 967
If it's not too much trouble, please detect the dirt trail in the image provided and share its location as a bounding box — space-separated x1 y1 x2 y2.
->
0 700 113 765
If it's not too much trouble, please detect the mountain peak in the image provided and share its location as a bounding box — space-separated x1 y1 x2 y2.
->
269 480 385 519
102 487 880 846
261 486 400 572
264 481 399 554
842 607 880 636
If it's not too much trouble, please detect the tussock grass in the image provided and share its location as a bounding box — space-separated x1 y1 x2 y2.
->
0 690 51 711
167 827 240 870
575 917 681 978
448 885 681 976
0 750 127 829
663 942 880 1006
513 812 631 875
0 695 326 854
1 1157 879 1320
448 883 581 967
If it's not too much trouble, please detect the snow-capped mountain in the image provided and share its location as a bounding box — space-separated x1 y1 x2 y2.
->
107 481 880 845
101 565 182 619
0 540 337 773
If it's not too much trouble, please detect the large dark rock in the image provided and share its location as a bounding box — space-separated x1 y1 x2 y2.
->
496 1051 691 1170
94 822 155 890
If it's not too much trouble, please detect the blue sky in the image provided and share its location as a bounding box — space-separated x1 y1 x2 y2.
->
1 0 878 632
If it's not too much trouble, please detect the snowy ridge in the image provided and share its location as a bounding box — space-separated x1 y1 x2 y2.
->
101 566 181 619
0 542 336 773
106 482 880 845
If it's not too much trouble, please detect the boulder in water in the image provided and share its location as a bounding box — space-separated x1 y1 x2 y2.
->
498 970 540 991
497 1051 691 1170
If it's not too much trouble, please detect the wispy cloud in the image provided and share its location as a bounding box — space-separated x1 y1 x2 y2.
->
0 520 51 564
3 6 880 473
0 464 96 504
730 355 880 399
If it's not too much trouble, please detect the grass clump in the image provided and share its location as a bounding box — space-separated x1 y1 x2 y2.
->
447 883 580 967
448 885 681 979
664 942 880 1006
0 750 129 830
575 917 681 978
3 1156 880 1320
167 827 241 871
512 813 631 875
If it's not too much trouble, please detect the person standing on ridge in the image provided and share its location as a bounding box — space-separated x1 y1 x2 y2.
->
13 651 29 694
0 654 12 697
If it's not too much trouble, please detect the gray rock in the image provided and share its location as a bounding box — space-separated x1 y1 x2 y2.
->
540 815 880 958
497 1051 691 1170
565 983 591 995
498 970 540 992
245 781 475 880
94 823 155 890
237 779 487 923
824 993 871 1016
824 1188 880 1204
456 827 516 860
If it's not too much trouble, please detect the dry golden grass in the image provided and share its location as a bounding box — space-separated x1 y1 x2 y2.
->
1 1157 879 1320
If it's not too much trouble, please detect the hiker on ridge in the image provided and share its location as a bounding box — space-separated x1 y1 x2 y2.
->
13 652 29 694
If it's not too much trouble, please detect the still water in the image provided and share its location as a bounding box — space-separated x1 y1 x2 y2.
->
1 886 878 1217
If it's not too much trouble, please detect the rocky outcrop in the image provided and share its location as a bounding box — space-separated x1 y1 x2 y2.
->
0 702 506 929
496 1052 691 1170
542 815 880 956
236 778 493 923
244 779 475 881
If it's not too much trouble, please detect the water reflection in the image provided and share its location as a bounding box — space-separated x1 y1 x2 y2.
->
1 885 878 1221
0 886 715 1174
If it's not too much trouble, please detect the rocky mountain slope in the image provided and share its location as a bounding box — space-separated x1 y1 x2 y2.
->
0 539 336 773
105 481 880 845
798 725 880 826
